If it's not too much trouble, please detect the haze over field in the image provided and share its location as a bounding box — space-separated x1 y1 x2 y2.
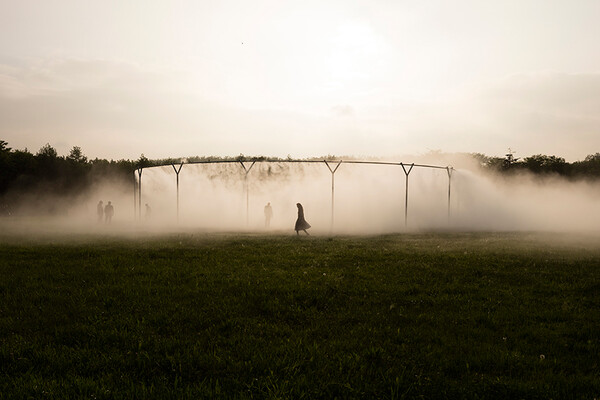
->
133 159 600 233
1 0 600 161
2 155 600 235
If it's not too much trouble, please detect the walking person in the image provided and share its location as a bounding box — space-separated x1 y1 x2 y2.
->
294 203 311 235
264 202 273 228
104 201 114 224
97 200 104 223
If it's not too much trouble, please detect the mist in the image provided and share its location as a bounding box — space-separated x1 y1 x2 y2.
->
3 156 600 237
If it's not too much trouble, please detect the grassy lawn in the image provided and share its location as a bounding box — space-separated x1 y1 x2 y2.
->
0 231 599 399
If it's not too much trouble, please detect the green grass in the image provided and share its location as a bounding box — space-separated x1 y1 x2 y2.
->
0 232 599 399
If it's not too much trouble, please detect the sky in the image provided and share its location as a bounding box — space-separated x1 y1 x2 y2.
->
1 0 599 161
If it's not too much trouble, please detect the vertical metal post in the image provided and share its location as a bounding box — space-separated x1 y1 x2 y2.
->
137 168 143 221
133 171 137 221
324 160 342 231
172 163 184 223
239 161 255 227
401 163 414 227
331 173 334 229
447 167 453 222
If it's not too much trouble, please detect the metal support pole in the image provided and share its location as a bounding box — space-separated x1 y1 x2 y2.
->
401 163 414 227
137 168 143 221
172 163 184 223
239 161 256 226
446 167 453 222
324 160 342 231
133 171 137 221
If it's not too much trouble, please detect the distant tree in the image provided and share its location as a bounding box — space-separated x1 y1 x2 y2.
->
36 143 58 158
523 154 566 174
470 153 504 171
136 154 151 169
11 149 35 172
584 153 600 163
0 140 11 152
34 143 62 183
0 141 13 193
571 153 600 178
1 149 36 195
67 146 87 164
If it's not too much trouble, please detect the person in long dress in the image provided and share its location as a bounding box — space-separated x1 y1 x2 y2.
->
294 203 311 235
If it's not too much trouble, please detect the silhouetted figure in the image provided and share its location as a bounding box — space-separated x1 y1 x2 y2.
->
97 201 104 223
104 201 114 224
264 202 273 227
145 203 151 220
295 203 311 235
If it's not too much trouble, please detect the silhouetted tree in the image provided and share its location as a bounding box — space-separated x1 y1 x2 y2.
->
571 153 600 178
0 140 10 152
37 143 58 158
523 155 566 174
67 146 87 164
136 154 151 169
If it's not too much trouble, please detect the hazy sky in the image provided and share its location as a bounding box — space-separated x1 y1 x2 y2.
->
1 0 599 161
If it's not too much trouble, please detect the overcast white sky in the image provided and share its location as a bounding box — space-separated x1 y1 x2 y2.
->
1 0 599 161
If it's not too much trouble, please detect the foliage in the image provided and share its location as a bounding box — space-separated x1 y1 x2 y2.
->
0 232 598 398
522 154 566 174
2 139 600 211
67 146 88 164
0 141 134 209
472 149 600 179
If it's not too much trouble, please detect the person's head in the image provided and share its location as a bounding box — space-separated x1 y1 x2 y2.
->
267 202 270 206
296 203 301 208
108 201 112 205
99 200 103 204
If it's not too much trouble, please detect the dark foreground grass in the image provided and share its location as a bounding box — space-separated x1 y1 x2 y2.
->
0 231 599 399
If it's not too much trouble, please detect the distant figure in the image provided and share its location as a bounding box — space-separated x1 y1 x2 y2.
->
145 203 151 220
294 203 311 235
264 202 273 227
97 201 104 223
104 201 114 224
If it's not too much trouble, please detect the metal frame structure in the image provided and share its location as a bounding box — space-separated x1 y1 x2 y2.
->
133 159 454 229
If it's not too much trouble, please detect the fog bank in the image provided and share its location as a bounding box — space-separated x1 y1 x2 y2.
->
2 157 600 236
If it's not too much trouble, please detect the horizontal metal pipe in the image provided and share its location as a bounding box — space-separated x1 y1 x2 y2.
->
134 159 453 172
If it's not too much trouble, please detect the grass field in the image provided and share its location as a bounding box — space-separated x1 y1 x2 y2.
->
0 230 599 399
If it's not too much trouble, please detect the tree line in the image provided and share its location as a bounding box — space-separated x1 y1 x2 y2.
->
0 140 136 199
472 150 600 177
1 139 600 214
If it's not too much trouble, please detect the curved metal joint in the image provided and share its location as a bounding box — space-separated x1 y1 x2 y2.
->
172 163 184 175
401 163 414 176
240 161 256 175
324 160 342 174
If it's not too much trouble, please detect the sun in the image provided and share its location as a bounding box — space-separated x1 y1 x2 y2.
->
324 22 389 90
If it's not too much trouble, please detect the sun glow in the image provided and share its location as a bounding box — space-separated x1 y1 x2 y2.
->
325 22 389 84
